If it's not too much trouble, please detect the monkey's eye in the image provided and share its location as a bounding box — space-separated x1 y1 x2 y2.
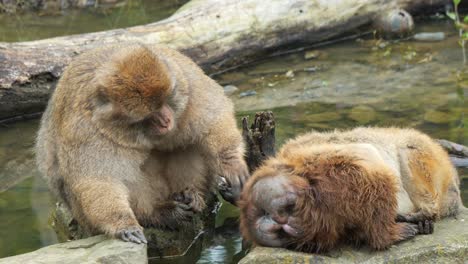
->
285 204 295 215
131 115 152 127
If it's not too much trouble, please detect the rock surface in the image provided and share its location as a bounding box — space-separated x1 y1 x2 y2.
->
240 208 468 264
0 235 147 264
51 196 218 259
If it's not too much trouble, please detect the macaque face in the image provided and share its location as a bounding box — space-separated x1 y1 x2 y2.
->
241 174 310 248
148 103 174 135
124 96 178 137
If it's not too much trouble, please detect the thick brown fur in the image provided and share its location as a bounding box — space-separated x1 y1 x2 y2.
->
239 127 462 252
36 43 249 243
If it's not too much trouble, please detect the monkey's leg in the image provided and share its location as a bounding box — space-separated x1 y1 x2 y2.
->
364 218 418 250
396 211 434 234
71 179 147 244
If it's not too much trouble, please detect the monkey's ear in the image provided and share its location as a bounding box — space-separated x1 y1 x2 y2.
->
94 87 110 106
91 88 116 121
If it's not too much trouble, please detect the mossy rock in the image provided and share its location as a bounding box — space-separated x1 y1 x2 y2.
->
51 194 219 259
0 235 146 264
240 208 468 264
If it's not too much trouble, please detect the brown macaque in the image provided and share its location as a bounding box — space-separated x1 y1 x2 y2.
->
239 127 462 252
36 43 249 244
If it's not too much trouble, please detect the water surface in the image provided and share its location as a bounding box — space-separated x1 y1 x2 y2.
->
0 17 466 263
0 0 188 42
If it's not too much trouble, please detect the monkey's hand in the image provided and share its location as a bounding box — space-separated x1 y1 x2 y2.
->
115 226 147 244
396 212 435 234
217 158 250 205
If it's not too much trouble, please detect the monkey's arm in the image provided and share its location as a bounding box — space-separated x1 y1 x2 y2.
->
68 178 147 244
203 115 249 204
61 143 147 243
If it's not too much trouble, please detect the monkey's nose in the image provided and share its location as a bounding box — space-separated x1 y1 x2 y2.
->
271 214 288 225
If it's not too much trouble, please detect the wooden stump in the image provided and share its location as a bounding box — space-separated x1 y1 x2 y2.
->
242 111 276 172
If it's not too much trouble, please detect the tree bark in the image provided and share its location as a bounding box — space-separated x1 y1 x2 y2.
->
242 112 276 172
0 0 448 120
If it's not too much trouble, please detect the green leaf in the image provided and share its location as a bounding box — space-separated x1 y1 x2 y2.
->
447 11 456 20
463 32 468 39
464 15 468 23
454 0 461 7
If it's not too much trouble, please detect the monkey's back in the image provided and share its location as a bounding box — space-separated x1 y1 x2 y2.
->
279 127 462 217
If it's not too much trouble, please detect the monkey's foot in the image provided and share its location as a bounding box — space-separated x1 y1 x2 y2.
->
396 213 435 234
417 220 434 234
396 223 419 242
116 226 147 244
172 188 205 213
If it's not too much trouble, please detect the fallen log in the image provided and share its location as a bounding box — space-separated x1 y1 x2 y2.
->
437 139 468 168
0 0 448 120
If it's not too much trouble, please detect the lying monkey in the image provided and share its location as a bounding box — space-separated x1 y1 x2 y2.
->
239 127 462 252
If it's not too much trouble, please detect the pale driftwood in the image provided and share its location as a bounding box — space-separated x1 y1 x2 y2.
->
437 139 468 168
0 0 448 120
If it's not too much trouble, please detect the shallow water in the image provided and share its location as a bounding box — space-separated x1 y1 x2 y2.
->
0 11 467 264
0 0 188 42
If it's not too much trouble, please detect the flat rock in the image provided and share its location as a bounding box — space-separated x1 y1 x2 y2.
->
240 208 468 264
0 235 147 264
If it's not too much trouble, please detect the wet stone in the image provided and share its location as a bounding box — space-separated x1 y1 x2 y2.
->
304 50 320 60
223 85 239 96
240 90 257 98
51 195 218 259
348 105 377 124
0 235 147 264
240 208 468 264
423 110 454 124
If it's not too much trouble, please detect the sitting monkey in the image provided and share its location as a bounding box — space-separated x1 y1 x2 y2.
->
36 43 249 243
239 127 462 252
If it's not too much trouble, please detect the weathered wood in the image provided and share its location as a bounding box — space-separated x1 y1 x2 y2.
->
242 112 275 172
437 139 468 168
438 139 468 157
0 0 448 120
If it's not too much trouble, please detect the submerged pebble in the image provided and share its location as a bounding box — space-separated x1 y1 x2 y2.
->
285 70 295 78
413 32 446 42
223 85 239 96
239 90 257 97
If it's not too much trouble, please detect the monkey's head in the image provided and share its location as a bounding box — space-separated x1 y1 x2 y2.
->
239 158 338 253
239 160 310 249
91 45 188 148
